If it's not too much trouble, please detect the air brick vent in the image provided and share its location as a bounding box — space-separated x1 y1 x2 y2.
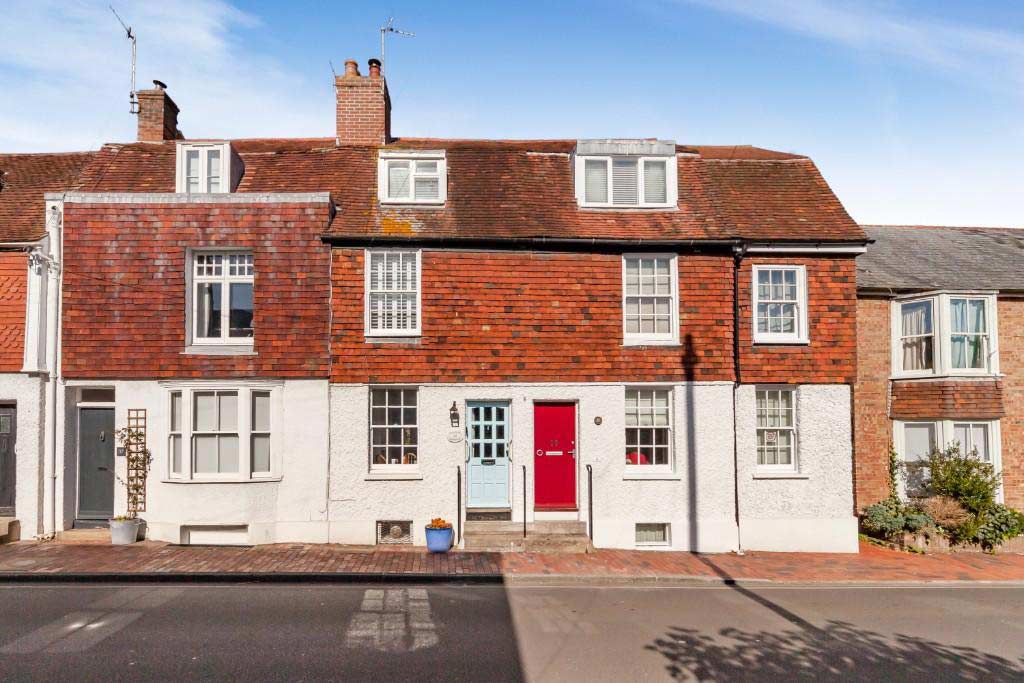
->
376 520 412 545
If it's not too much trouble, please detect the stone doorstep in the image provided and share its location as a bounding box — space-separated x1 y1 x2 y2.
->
463 520 592 553
55 528 111 545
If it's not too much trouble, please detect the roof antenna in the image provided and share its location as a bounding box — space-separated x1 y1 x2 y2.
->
110 5 138 114
379 16 415 75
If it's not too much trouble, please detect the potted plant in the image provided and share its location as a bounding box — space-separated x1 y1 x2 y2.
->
425 517 454 553
109 424 152 545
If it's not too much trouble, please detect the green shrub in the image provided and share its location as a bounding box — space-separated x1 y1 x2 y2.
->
975 505 1024 551
862 500 905 539
925 443 1001 515
902 510 933 533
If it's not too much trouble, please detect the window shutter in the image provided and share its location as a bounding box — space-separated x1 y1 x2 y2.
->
612 158 638 205
643 160 667 204
584 159 608 203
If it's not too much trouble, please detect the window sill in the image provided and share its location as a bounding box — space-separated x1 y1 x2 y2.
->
623 339 680 348
364 336 421 345
183 345 257 356
889 372 1002 381
752 471 809 480
160 476 281 484
752 338 809 346
365 471 424 481
578 205 679 212
623 471 681 481
379 200 445 207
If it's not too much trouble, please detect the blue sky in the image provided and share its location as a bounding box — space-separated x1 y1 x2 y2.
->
2 0 1022 226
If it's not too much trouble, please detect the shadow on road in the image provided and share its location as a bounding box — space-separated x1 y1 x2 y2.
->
647 554 1024 680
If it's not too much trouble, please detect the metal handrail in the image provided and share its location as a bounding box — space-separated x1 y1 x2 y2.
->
522 464 527 539
586 464 593 541
456 466 462 545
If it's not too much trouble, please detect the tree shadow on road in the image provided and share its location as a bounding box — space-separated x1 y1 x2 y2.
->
646 617 1024 681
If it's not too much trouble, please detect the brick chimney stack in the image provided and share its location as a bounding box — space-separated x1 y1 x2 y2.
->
335 58 391 146
137 80 184 142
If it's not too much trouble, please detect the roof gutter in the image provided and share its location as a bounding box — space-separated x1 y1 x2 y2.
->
319 234 745 250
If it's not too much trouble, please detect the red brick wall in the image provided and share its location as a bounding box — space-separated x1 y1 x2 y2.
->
737 255 857 384
1000 298 1024 508
335 73 389 145
890 380 1004 420
329 249 857 385
0 251 26 372
853 297 892 509
61 202 332 379
854 296 1023 510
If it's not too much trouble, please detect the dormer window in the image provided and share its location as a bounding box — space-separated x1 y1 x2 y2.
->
176 142 240 193
574 140 678 209
378 151 446 205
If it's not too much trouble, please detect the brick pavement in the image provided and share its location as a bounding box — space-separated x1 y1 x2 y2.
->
0 540 1022 583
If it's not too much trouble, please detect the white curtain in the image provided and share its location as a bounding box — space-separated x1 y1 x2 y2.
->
901 301 932 371
951 299 986 369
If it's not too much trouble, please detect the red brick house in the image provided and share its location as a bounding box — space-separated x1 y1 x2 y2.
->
855 225 1024 509
7 59 866 551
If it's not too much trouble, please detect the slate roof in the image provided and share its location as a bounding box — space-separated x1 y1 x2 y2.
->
858 225 1024 293
74 138 866 244
0 152 95 242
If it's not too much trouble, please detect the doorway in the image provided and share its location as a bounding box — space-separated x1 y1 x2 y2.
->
77 407 115 520
533 402 577 510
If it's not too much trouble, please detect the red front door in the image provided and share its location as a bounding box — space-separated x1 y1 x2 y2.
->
533 403 577 510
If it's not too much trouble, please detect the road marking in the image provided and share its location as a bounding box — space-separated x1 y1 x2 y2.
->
89 587 184 610
1 612 105 654
345 588 439 652
44 611 143 653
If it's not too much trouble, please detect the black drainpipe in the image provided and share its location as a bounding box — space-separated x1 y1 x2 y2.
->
731 244 747 555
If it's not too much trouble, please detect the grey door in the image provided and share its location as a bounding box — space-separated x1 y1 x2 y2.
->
0 405 15 516
78 408 115 519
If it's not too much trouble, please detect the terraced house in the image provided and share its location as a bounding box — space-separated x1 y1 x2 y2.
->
855 226 1024 510
0 58 866 552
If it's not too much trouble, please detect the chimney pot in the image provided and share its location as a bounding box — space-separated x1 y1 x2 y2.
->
368 59 382 78
344 59 360 77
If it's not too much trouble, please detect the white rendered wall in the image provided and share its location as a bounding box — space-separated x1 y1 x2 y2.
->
0 373 45 537
58 379 330 544
735 384 858 553
329 382 740 552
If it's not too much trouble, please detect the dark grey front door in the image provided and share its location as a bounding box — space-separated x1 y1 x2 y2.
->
78 408 115 519
0 405 15 516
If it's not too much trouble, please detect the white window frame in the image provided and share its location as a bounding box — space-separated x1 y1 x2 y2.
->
364 249 422 337
635 522 672 547
890 292 999 378
161 383 282 483
575 155 678 208
755 386 799 473
175 142 233 193
621 254 680 346
189 250 255 346
378 150 447 205
893 419 1003 502
752 265 809 344
624 387 674 474
368 386 420 474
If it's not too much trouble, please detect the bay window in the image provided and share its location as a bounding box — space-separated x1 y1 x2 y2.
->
165 385 278 481
895 420 1002 500
892 293 998 376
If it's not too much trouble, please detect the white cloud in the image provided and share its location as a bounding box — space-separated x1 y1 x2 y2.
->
678 0 1024 92
0 0 329 151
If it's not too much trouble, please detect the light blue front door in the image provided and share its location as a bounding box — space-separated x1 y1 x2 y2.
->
467 402 510 508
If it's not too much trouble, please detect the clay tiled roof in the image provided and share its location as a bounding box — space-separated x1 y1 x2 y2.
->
858 225 1024 293
74 138 865 243
0 152 94 241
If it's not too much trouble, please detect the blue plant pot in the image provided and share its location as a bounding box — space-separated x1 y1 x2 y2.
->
425 526 453 553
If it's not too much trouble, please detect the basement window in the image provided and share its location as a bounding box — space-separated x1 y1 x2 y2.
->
635 523 670 546
175 142 239 193
378 151 446 205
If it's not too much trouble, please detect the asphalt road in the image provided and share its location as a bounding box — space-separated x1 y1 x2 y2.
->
0 582 1022 681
